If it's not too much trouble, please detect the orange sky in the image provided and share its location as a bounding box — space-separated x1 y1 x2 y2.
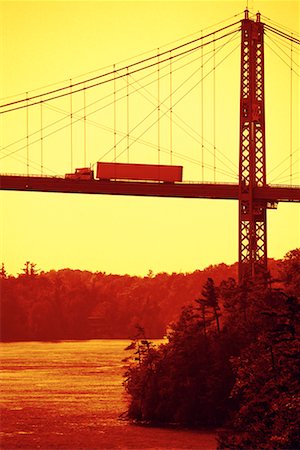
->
0 0 299 276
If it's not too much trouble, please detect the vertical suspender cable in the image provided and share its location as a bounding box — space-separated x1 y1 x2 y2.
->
201 31 204 181
114 64 117 162
40 98 43 175
169 51 173 165
84 83 87 167
290 37 293 185
70 80 73 171
157 49 160 166
126 67 130 163
26 92 29 175
213 34 216 182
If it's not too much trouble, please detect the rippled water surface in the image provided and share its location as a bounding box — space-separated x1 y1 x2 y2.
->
0 340 217 449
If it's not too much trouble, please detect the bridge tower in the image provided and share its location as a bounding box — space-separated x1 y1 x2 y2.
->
238 10 269 282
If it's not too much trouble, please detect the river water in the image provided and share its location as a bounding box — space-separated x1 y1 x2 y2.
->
0 340 217 449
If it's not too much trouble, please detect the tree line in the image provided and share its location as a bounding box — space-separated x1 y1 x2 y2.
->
123 249 300 449
0 256 287 342
1 260 240 341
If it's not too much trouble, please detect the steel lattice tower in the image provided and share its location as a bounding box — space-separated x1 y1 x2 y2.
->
238 10 269 282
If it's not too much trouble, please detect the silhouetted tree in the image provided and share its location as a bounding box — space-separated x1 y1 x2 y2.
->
0 263 7 279
21 261 39 277
201 277 221 334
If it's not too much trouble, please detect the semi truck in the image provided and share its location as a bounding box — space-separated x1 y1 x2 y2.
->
65 163 183 183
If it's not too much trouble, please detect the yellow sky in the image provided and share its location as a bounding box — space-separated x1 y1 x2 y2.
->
0 0 299 276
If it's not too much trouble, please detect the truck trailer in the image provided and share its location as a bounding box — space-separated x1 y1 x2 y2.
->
96 162 183 182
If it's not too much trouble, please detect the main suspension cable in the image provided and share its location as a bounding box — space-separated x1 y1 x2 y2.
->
0 43 210 155
264 24 300 45
1 30 238 161
0 23 241 113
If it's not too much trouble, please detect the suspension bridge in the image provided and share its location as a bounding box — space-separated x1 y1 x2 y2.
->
0 9 299 281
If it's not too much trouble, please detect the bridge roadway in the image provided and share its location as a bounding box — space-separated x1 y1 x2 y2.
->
0 175 300 202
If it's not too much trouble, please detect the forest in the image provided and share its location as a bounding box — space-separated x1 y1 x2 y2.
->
0 259 238 341
0 255 289 342
123 248 300 449
0 255 286 342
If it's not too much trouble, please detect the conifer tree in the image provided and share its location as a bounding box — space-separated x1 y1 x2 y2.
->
0 263 7 279
201 277 221 334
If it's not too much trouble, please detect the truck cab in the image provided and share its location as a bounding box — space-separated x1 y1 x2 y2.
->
65 168 94 180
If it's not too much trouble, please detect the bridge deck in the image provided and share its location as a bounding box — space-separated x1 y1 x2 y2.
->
0 175 299 202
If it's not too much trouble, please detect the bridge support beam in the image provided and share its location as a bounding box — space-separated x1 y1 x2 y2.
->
238 10 268 282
